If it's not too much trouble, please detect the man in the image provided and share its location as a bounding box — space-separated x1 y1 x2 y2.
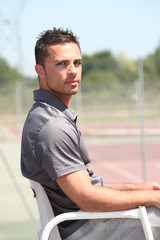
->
21 28 160 240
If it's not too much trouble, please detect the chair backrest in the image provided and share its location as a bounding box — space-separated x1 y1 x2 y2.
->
30 179 62 240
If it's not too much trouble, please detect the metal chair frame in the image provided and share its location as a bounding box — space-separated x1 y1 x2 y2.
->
30 180 154 240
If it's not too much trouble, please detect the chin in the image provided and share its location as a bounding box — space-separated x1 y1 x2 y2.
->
70 87 79 95
71 92 78 96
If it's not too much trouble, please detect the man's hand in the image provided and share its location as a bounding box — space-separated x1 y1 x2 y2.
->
144 182 160 190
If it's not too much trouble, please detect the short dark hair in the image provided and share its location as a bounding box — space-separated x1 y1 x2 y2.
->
35 27 80 65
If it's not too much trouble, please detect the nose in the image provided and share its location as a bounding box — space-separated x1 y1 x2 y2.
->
67 63 77 75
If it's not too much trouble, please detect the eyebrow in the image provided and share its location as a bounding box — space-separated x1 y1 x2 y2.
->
53 58 82 63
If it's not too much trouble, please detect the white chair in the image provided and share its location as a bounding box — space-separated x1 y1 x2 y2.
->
30 180 154 240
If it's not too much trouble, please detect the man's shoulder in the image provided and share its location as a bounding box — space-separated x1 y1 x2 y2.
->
24 101 77 141
26 100 64 126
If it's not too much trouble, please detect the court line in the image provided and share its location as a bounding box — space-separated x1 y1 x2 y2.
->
102 161 142 183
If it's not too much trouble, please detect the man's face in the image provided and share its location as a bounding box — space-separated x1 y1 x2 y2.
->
36 42 82 105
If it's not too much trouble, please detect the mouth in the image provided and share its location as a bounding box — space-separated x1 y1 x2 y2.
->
66 80 79 86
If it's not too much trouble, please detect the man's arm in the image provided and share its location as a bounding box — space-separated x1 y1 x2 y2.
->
104 182 160 191
56 169 160 212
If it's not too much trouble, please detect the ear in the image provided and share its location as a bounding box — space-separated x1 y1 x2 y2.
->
35 64 45 78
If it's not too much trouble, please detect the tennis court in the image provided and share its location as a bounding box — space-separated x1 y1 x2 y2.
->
0 128 38 240
0 121 160 240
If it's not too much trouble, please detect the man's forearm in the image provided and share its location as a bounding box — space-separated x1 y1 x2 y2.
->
81 185 160 212
104 182 159 191
57 170 160 213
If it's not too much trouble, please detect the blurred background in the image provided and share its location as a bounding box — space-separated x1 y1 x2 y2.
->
0 0 160 239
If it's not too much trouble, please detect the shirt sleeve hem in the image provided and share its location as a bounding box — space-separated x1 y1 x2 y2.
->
54 165 87 179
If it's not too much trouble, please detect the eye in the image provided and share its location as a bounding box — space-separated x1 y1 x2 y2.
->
57 61 65 66
74 60 82 67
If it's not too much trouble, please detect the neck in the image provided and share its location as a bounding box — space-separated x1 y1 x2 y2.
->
39 86 71 108
60 95 71 108
49 90 72 108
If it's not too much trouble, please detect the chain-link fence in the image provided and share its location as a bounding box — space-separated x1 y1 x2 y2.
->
0 78 160 128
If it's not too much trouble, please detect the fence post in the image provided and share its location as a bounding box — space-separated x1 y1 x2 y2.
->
138 59 147 182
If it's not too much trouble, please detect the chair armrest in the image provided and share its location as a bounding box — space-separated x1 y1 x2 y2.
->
41 206 154 240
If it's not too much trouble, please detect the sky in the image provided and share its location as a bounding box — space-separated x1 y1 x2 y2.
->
0 0 160 77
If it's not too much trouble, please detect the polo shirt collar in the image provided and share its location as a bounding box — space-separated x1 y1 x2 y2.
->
33 89 77 122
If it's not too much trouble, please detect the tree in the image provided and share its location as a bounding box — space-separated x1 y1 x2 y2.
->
0 57 21 86
82 50 118 76
154 45 160 75
116 53 137 82
143 45 160 81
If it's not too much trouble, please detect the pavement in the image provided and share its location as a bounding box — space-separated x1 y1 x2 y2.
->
80 121 160 183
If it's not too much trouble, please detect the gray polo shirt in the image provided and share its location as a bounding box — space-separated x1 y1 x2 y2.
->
21 89 103 239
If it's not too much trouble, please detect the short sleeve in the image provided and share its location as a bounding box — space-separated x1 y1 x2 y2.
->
34 116 89 180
